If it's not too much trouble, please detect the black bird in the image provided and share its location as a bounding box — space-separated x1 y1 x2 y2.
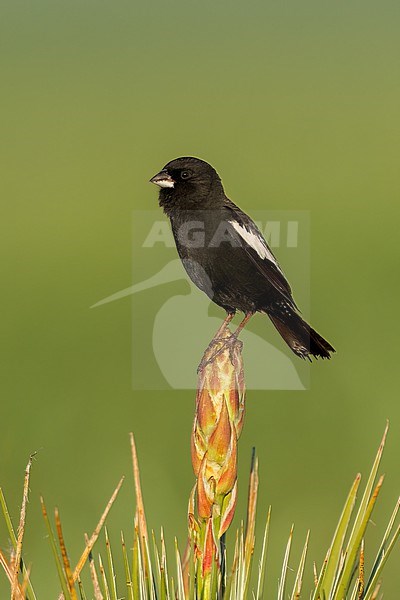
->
150 157 335 360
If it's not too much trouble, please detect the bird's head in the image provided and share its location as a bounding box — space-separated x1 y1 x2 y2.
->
150 157 224 210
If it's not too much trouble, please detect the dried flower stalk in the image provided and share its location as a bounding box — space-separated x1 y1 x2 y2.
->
190 330 246 582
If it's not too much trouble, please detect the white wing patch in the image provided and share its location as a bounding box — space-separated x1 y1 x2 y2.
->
229 220 282 270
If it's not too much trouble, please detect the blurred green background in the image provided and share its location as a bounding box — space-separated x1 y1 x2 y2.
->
1 0 400 596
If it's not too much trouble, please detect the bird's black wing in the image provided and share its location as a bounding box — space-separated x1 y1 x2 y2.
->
223 203 298 310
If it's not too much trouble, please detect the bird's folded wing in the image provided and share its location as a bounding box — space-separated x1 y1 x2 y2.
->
224 204 298 310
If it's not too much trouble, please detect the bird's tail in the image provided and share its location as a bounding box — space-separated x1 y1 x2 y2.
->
268 304 335 360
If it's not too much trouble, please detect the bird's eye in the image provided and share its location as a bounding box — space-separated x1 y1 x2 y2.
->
180 170 192 180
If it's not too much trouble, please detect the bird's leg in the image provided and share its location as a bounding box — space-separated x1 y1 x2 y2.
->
231 312 254 338
197 313 235 373
197 312 254 373
223 312 254 364
212 312 235 340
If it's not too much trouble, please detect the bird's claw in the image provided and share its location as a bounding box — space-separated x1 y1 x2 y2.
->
197 334 242 373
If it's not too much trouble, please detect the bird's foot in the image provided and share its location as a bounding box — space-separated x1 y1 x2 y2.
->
197 334 242 373
197 337 227 373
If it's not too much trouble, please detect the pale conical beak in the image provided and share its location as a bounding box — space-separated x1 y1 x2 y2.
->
150 170 175 189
